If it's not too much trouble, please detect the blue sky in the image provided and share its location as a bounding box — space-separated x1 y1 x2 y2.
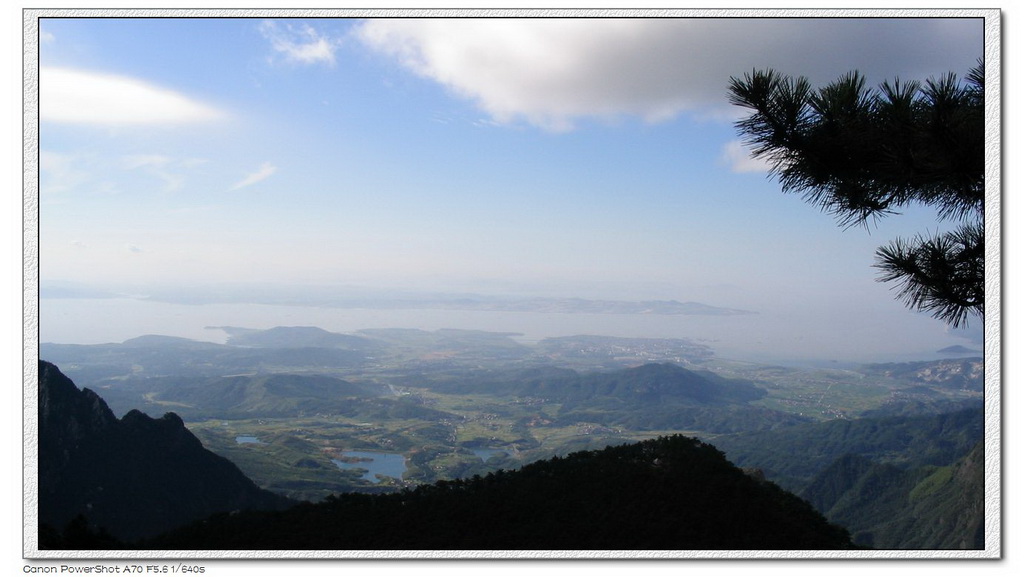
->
34 13 988 355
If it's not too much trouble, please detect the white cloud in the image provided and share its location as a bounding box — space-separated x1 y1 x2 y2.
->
40 30 55 43
230 162 277 190
355 18 983 132
260 20 339 66
719 140 773 174
40 67 224 126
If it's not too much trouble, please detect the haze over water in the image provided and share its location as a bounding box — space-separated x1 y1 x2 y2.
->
40 295 979 366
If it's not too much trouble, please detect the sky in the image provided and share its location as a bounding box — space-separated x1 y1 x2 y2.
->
32 12 990 357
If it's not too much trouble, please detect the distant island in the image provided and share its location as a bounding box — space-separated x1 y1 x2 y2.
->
162 292 757 317
361 297 756 316
40 281 756 316
937 345 982 355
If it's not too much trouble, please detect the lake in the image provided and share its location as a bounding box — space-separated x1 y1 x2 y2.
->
471 448 507 462
331 450 407 483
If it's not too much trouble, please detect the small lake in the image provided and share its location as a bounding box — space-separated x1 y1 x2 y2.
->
332 451 407 483
471 448 506 462
235 435 265 444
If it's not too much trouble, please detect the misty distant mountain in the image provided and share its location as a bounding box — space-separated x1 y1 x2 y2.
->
42 328 716 395
396 362 807 433
51 281 755 316
857 358 983 393
140 373 389 419
396 296 756 316
40 333 372 386
936 345 982 355
401 362 761 402
214 325 381 349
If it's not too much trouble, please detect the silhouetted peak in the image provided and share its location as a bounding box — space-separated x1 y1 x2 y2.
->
121 409 185 428
38 361 292 544
38 360 118 442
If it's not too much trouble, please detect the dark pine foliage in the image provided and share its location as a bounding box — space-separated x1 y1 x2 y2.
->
728 63 984 328
147 435 855 550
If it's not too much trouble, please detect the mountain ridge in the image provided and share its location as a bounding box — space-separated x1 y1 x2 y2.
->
801 442 985 548
37 360 292 545
145 434 855 550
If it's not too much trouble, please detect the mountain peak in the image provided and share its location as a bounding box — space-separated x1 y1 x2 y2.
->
37 361 291 545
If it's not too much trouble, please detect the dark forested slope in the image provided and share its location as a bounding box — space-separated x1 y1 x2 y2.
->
707 406 985 549
801 442 985 549
37 361 292 545
709 406 983 491
147 435 854 550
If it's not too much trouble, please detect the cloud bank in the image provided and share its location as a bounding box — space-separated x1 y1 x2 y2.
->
355 18 983 131
40 67 223 126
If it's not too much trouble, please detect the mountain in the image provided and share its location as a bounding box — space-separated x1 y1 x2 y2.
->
936 345 982 355
857 358 983 393
146 435 855 550
406 362 766 404
709 406 984 492
802 442 985 548
215 325 380 350
124 282 754 317
40 334 371 384
707 407 985 549
402 362 804 433
136 373 389 419
37 361 291 546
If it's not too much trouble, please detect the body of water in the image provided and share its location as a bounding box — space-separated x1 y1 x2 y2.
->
470 448 507 462
37 296 977 365
331 450 407 483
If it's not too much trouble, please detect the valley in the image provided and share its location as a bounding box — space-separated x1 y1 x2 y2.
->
41 326 984 511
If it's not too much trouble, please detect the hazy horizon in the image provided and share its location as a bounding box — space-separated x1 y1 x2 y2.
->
38 277 983 366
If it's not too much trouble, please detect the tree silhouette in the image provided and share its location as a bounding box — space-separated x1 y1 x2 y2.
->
728 62 985 327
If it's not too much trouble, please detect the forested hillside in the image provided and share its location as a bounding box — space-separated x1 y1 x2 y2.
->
146 435 855 550
802 442 984 548
708 407 985 548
